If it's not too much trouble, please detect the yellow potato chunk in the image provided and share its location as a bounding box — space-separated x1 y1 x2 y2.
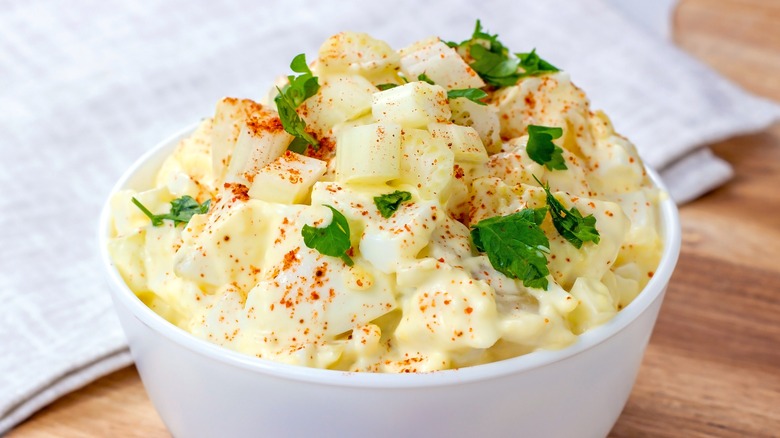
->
248 151 327 204
316 32 400 82
399 37 485 90
299 75 377 138
372 82 451 129
336 122 402 184
211 98 292 185
397 128 454 200
428 122 489 164
449 97 502 154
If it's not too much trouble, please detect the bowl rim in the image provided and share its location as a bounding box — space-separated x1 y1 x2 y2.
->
99 124 681 388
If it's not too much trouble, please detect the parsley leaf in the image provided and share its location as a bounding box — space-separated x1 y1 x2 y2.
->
417 73 435 85
451 20 559 87
459 20 520 87
534 176 600 249
469 44 521 87
274 54 320 152
132 195 211 227
517 49 559 77
526 124 567 170
286 135 312 154
470 208 550 289
447 88 488 105
373 191 412 218
289 53 310 74
275 88 319 153
302 205 354 266
412 73 489 106
464 19 510 56
376 83 399 91
284 53 320 107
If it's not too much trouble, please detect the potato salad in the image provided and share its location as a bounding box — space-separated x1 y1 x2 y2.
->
107 22 663 372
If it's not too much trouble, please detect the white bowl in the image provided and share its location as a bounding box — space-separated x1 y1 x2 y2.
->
100 126 681 438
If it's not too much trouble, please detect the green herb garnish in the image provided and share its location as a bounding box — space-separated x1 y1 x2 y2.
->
526 124 566 170
470 208 550 289
373 191 412 218
461 20 520 87
468 44 521 87
132 196 211 227
417 73 435 85
376 83 399 91
302 205 354 266
447 88 488 105
449 20 559 87
412 73 489 106
534 176 600 249
285 54 320 107
517 49 559 77
275 54 320 153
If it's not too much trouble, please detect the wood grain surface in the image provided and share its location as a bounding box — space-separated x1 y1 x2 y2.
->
10 0 780 436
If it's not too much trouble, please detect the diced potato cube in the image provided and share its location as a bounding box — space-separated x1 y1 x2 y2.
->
372 82 451 129
157 118 215 192
225 119 292 186
449 97 502 154
316 32 400 82
399 37 485 90
211 98 292 185
248 151 327 204
360 200 438 274
428 122 488 164
162 171 201 199
397 128 454 200
331 113 375 137
174 196 273 291
300 75 376 138
336 122 401 184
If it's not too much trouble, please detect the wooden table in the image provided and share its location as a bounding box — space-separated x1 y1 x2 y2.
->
11 1 780 436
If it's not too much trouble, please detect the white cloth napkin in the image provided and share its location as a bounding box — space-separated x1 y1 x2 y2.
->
2 0 778 433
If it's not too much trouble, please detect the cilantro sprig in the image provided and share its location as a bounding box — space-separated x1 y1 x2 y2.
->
302 205 354 266
448 20 558 87
275 54 320 154
534 176 600 249
526 125 567 170
132 195 211 227
470 208 550 289
374 191 412 218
